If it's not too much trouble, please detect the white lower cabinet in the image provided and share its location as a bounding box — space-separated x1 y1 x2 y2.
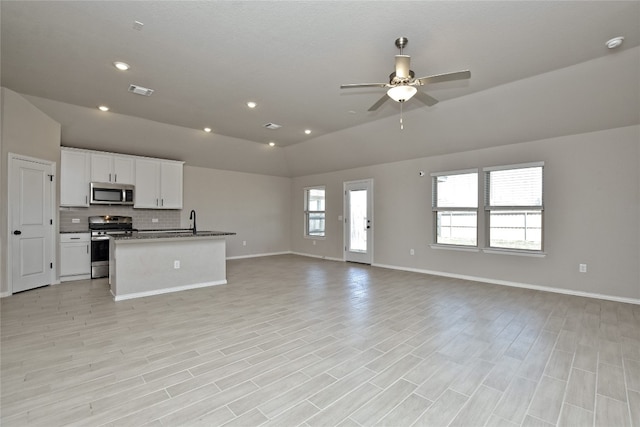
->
60 233 91 281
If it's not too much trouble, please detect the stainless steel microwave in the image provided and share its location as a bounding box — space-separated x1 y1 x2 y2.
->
90 182 134 205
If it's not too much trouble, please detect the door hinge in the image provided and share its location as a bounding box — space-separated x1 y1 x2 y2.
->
48 174 54 182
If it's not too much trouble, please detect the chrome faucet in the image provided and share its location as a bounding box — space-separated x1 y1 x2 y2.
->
189 209 197 234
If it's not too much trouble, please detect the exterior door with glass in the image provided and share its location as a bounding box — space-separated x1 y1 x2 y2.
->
344 179 373 264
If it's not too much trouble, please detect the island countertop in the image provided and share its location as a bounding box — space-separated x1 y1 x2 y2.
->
113 230 236 240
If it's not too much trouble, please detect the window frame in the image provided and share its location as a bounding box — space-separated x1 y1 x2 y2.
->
431 169 479 248
304 186 326 238
483 162 544 254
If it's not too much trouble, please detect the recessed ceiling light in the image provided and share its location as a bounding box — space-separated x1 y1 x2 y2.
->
268 142 276 147
247 101 257 109
204 127 212 133
304 129 312 135
113 61 130 71
606 36 624 49
98 105 109 112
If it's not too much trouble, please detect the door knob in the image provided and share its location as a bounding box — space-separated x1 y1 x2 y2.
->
13 230 22 235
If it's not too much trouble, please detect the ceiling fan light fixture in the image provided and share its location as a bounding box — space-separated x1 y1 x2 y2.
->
387 85 417 103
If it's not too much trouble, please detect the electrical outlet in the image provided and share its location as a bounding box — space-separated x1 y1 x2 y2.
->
312 240 316 245
338 215 343 221
410 249 415 256
242 240 247 246
152 218 159 223
174 260 180 269
71 218 80 223
579 264 587 273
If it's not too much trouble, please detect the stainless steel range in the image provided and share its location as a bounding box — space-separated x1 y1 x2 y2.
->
89 216 135 279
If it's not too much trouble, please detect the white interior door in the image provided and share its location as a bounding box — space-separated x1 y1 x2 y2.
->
10 155 55 293
344 179 373 264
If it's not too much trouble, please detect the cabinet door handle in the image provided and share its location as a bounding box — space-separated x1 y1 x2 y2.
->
114 174 117 183
109 173 112 182
156 198 159 206
85 195 88 204
161 198 164 207
87 245 89 254
70 237 80 240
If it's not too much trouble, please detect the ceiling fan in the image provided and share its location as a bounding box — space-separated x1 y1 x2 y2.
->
340 37 471 112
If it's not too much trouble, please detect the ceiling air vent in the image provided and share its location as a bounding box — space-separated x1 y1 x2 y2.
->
128 84 154 96
263 123 282 130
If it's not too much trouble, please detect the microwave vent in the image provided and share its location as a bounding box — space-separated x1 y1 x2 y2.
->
128 84 154 96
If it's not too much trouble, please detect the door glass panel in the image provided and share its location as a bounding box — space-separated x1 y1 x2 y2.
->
349 189 367 252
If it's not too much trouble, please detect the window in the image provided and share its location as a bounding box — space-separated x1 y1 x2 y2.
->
484 163 544 251
432 170 478 246
305 186 325 237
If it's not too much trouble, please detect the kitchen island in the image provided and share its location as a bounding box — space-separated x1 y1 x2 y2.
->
109 230 236 301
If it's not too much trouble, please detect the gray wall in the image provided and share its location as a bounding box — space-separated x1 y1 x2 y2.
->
291 125 640 301
181 165 291 258
1 88 61 295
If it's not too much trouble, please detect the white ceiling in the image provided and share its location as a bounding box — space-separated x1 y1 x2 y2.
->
2 0 639 154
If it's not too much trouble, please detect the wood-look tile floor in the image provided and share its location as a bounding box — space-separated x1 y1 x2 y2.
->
2 254 639 427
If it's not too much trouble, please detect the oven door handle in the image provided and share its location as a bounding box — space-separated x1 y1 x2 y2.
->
91 236 111 241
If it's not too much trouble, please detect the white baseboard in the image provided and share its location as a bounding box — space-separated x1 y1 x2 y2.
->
373 263 640 305
227 251 291 260
291 251 343 262
113 280 226 301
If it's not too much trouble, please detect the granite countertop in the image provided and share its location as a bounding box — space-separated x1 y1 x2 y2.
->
112 230 236 240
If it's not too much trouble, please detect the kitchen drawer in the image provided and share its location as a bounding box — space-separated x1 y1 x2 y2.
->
60 233 90 243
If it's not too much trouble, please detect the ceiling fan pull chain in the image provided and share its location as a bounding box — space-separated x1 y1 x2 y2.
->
400 102 404 130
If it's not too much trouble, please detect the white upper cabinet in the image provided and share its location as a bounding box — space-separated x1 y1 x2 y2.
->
60 147 182 209
90 153 134 184
134 158 183 209
134 158 161 208
159 161 183 209
60 149 90 207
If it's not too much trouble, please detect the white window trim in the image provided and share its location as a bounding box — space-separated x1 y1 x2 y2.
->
304 185 326 238
430 168 478 177
483 162 545 253
430 244 480 253
483 161 545 172
483 248 547 258
432 169 479 248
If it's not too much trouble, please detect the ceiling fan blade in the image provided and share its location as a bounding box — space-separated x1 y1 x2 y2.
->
368 94 390 111
395 55 411 79
417 70 471 85
340 83 388 89
414 91 439 107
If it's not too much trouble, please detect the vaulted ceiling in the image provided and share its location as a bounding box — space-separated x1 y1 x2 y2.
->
2 1 639 177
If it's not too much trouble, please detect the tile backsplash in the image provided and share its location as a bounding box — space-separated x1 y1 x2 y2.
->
60 206 181 232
